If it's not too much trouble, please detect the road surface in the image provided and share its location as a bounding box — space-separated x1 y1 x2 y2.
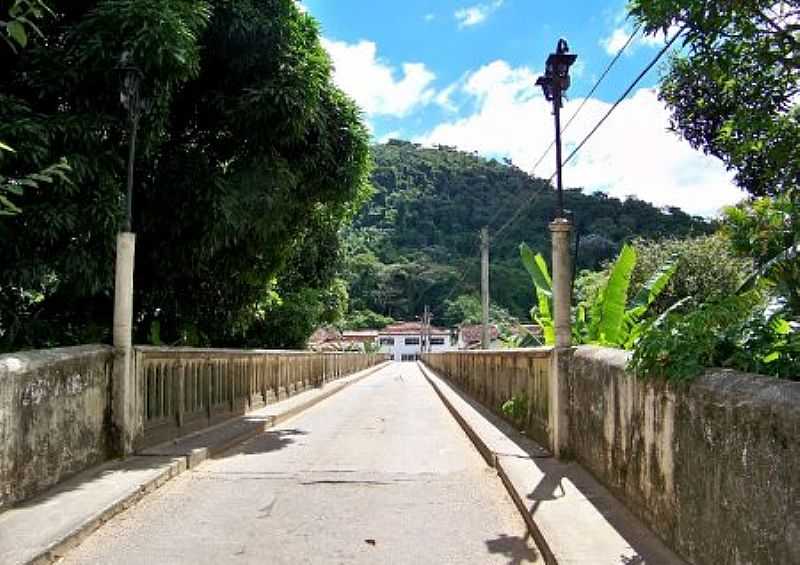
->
62 362 540 564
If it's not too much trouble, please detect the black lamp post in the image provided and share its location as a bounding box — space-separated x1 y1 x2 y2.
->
536 38 577 219
117 52 148 232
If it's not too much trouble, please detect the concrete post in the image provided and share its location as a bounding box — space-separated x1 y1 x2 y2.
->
548 218 573 458
550 219 572 348
112 232 139 455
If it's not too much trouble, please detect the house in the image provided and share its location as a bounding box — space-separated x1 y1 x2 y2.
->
378 321 452 361
456 324 501 350
308 327 378 352
341 330 379 350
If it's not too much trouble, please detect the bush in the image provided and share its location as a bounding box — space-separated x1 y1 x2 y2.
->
629 234 752 315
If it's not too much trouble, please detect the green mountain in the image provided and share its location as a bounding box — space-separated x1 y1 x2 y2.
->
343 140 712 325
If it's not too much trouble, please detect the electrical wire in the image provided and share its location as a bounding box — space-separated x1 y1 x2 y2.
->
422 26 684 317
493 25 684 243
484 24 642 232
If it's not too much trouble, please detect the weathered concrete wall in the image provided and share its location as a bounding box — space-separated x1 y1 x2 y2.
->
0 345 114 510
568 345 800 565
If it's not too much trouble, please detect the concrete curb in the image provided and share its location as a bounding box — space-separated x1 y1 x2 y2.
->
417 362 557 565
11 361 389 565
28 457 186 565
417 361 685 565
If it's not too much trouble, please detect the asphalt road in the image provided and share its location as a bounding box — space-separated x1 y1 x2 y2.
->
61 362 541 564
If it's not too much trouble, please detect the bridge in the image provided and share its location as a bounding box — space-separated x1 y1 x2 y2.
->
0 345 797 564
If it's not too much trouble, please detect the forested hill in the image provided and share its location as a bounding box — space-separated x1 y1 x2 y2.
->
343 140 712 324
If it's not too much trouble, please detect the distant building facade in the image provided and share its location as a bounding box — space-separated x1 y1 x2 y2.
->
377 322 452 361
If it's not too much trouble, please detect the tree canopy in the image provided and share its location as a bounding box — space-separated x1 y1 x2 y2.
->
630 0 800 199
0 0 371 351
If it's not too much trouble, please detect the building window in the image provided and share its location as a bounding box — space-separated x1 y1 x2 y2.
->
379 337 394 346
401 354 418 361
430 337 445 346
404 337 420 345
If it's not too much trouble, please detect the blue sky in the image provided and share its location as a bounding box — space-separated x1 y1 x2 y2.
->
302 0 745 216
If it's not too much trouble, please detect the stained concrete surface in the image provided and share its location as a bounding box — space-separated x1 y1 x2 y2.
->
61 362 540 564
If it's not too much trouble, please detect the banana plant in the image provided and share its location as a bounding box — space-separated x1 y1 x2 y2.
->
520 242 555 344
520 242 677 349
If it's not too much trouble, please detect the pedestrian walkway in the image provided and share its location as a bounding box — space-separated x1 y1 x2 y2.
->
60 363 541 564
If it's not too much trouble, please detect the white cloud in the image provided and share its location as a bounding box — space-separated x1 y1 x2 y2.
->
435 82 460 113
639 24 682 46
416 61 744 216
600 27 632 55
321 38 437 117
424 13 436 22
600 24 682 55
455 0 504 28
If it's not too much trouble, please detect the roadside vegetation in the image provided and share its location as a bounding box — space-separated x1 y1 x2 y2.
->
0 0 370 351
520 1 799 381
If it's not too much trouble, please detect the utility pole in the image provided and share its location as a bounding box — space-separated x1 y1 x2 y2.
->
480 227 490 350
422 304 430 354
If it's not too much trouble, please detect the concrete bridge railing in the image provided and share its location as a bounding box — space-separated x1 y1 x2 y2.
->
420 348 552 446
133 348 388 449
421 345 800 565
0 345 388 509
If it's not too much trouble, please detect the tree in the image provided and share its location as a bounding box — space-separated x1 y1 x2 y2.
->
630 0 800 199
0 0 71 216
0 0 371 351
628 235 752 314
723 195 799 314
346 140 711 323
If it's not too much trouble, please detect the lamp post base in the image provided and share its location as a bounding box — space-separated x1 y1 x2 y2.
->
112 232 138 455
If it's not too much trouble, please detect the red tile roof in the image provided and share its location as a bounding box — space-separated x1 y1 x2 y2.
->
380 321 449 335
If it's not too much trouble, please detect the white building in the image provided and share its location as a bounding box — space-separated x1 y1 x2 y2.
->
378 322 452 361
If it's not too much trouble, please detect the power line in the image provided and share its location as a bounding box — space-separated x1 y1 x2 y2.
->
485 25 641 233
493 25 684 244
561 26 684 170
528 24 642 177
426 26 683 318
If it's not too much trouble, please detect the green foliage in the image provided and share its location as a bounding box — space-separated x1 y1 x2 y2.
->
630 0 800 198
1 0 51 52
346 141 711 325
628 235 752 314
0 1 71 216
440 293 513 328
0 0 371 351
598 244 637 345
630 210 799 381
521 242 676 348
500 393 528 427
340 309 394 331
723 195 799 315
630 292 799 382
519 243 554 344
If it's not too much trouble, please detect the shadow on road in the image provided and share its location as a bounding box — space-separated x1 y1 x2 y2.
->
485 532 540 564
218 428 308 458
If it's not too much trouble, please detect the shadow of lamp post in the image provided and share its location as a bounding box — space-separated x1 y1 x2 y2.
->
112 52 150 455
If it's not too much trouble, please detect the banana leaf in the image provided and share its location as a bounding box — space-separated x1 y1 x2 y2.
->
630 260 677 314
737 243 799 294
599 244 636 345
